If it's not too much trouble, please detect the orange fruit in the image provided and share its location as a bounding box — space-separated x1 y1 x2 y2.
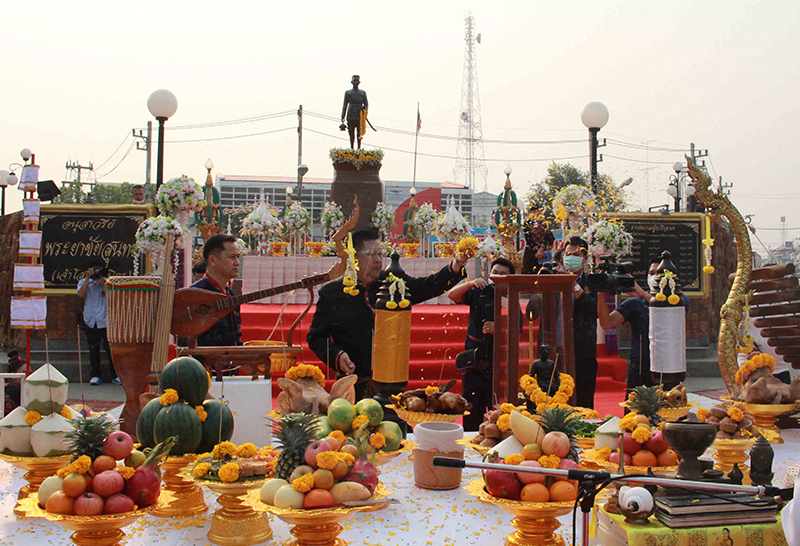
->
520 482 550 502
340 444 358 457
549 480 578 502
313 469 334 490
303 489 334 508
331 461 349 479
656 449 679 467
634 415 650 426
92 455 116 474
324 436 341 452
62 473 87 498
45 491 75 515
632 450 658 467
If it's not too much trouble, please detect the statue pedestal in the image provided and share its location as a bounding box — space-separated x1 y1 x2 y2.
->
330 162 384 232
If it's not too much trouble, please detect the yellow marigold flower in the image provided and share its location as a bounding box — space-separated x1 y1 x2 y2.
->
212 441 237 459
655 293 667 302
534 391 548 405
350 289 360 296
727 407 744 422
160 389 179 406
192 462 211 478
316 451 340 470
425 385 440 395
236 443 257 458
704 265 715 274
398 299 410 308
292 472 315 493
632 426 651 444
369 432 386 450
385 300 398 309
668 294 680 305
536 403 547 414
497 413 511 432
57 455 92 478
585 409 600 419
337 452 355 466
329 430 346 445
619 412 639 432
218 462 240 483
117 466 136 480
521 410 533 418
197 452 213 459
260 446 275 457
352 415 370 430
25 410 42 426
195 406 207 423
597 447 612 461
500 403 516 414
59 406 72 419
538 455 561 469
697 408 709 422
504 454 525 465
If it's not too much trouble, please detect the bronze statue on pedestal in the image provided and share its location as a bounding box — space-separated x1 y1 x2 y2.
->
341 75 369 149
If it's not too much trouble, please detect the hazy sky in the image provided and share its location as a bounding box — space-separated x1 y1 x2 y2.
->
2 0 798 249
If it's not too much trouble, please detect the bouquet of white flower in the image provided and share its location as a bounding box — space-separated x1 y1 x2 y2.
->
477 235 503 258
370 202 395 239
135 215 186 254
283 202 311 235
435 199 471 240
583 219 633 257
242 199 281 236
412 202 439 234
320 201 345 234
156 175 206 216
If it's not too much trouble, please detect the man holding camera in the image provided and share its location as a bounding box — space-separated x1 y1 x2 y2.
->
77 263 118 385
448 257 515 431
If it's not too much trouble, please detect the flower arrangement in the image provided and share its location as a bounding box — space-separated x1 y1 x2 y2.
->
456 236 479 260
519 373 576 412
370 201 396 240
435 198 471 240
583 219 633 257
477 235 503 258
320 201 345 234
410 202 439 235
735 353 775 385
156 175 206 215
242 198 281 237
552 184 596 230
284 364 326 387
329 148 384 170
235 238 249 256
282 201 311 235
135 215 186 254
382 272 410 309
192 441 279 482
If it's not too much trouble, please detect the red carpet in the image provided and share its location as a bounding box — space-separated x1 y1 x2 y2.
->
241 304 626 418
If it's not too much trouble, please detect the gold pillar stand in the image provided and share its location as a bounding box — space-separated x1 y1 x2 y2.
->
0 453 70 516
746 403 795 444
205 481 272 546
151 456 208 517
712 438 753 484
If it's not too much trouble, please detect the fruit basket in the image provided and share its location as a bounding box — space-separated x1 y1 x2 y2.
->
465 479 574 546
581 448 678 475
386 404 467 429
0 452 71 516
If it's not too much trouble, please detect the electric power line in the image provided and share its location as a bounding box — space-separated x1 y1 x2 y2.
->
133 110 295 132
95 141 136 179
94 133 132 170
166 127 295 144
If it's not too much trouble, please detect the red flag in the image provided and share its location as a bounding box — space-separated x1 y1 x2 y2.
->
416 109 422 132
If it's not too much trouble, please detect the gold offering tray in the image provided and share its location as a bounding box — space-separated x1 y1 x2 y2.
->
386 404 468 429
0 452 71 517
581 448 678 475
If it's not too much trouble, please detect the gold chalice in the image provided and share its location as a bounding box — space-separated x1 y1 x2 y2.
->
744 402 797 444
0 452 71 516
195 477 272 546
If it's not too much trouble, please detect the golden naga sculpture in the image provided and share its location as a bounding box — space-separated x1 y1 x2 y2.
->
686 157 751 395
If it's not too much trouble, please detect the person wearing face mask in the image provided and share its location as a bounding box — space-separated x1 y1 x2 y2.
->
562 236 600 408
597 257 661 396
130 184 147 204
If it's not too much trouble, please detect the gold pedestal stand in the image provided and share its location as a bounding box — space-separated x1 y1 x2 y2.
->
712 438 753 484
0 453 71 516
17 495 159 546
205 480 272 546
466 480 573 546
152 456 208 517
745 403 795 444
435 243 457 258
399 243 420 258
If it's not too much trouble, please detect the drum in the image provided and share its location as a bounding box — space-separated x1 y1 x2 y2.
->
104 276 160 439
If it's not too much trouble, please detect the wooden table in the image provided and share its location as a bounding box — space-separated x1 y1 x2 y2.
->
175 344 303 381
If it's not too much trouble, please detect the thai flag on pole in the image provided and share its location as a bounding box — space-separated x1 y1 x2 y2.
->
416 108 422 132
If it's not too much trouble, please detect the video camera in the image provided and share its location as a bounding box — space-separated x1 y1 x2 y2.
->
90 266 110 280
536 261 558 274
586 255 635 295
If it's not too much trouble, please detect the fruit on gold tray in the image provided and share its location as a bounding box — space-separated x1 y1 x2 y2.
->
104 431 134 461
260 479 288 505
74 492 104 516
330 482 371 503
541 431 570 459
304 489 334 508
46 491 75 515
93 470 125 497
38 476 64 507
62 473 87 498
517 461 545 484
509 410 545 446
274 485 305 509
104 493 135 515
521 482 550 502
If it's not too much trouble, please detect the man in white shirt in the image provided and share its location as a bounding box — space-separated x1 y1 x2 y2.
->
77 264 118 385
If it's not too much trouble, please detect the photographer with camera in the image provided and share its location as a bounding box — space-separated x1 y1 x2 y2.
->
448 258 515 431
77 262 118 386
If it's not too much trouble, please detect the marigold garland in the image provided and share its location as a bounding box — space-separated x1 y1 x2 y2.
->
504 454 525 465
212 441 237 459
520 373 575 411
497 414 511 432
352 415 370 430
292 472 315 493
538 455 561 469
500 403 517 414
57 455 92 478
425 385 440 395
632 426 651 444
25 410 42 425
193 462 211 478
618 412 639 432
727 406 744 422
117 466 136 480
195 406 207 422
218 462 240 483
316 451 340 470
369 432 386 450
735 353 775 385
59 406 72 419
160 389 179 406
285 364 326 387
337 452 356 466
329 430 346 445
696 408 709 422
236 443 257 458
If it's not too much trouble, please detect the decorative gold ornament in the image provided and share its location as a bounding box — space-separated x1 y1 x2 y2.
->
0 452 71 517
202 479 272 546
151 455 208 518
712 438 754 484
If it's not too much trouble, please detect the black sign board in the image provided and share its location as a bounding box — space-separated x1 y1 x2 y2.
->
605 212 706 297
39 205 154 294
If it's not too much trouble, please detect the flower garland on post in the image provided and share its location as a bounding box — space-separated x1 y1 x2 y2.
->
156 175 206 287
702 214 715 274
370 202 396 242
134 216 186 275
583 218 633 257
342 233 360 296
654 270 682 305
320 201 345 238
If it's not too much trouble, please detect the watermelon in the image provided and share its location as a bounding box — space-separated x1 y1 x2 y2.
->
136 398 163 449
197 400 235 453
159 356 209 407
153 403 202 455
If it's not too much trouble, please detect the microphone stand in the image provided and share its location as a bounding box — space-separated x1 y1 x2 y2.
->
433 457 791 546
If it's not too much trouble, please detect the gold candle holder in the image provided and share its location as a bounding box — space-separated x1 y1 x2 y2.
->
465 479 573 546
17 495 159 546
744 403 795 444
151 455 208 517
0 453 71 516
203 480 272 546
712 438 753 484
252 482 391 546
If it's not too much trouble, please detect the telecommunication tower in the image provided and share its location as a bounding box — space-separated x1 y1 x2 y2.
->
781 216 788 246
454 13 488 192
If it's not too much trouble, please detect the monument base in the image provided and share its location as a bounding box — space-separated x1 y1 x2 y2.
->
330 162 384 232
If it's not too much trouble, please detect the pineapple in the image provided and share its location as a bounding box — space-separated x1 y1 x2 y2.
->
64 414 117 461
539 407 581 461
628 385 665 426
271 413 320 481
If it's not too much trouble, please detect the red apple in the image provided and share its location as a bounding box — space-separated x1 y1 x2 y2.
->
517 460 546 484
555 458 578 481
609 451 633 466
644 431 669 455
93 470 125 498
484 470 522 500
104 431 134 461
304 440 332 469
622 433 642 455
74 493 104 516
104 493 135 514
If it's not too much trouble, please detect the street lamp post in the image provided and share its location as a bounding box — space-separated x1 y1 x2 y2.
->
0 170 9 216
667 161 696 213
581 102 609 194
297 163 308 201
147 89 178 191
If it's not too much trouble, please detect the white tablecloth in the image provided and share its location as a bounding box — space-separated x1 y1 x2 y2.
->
241 256 460 305
2 430 798 545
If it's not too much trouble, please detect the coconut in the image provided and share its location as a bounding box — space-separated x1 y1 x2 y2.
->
0 407 33 455
30 413 72 457
594 417 621 450
24 364 68 416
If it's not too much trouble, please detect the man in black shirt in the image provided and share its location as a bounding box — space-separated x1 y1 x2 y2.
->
307 230 468 400
191 235 242 348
